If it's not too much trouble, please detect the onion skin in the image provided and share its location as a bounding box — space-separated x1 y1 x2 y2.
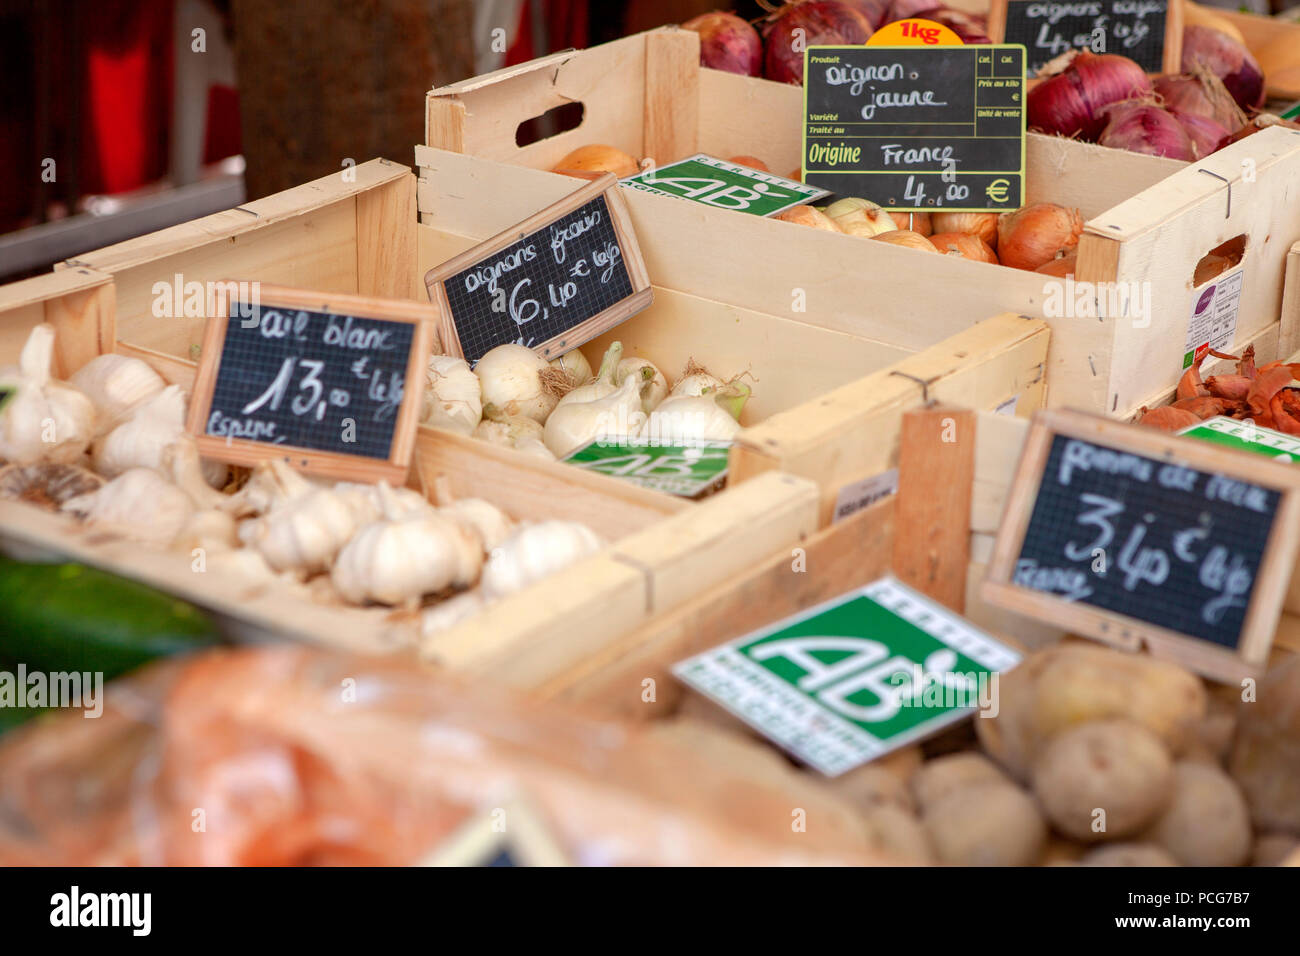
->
929 232 998 264
882 0 942 23
1153 73 1244 133
872 229 937 252
763 1 873 85
773 204 843 231
1137 405 1202 431
924 9 993 44
728 155 770 172
1181 25 1265 112
682 12 762 77
1099 103 1197 161
1028 51 1151 140
889 210 931 235
1182 2 1247 46
931 212 998 248
838 0 890 30
996 203 1083 272
1036 253 1078 278
1178 113 1230 158
551 144 640 179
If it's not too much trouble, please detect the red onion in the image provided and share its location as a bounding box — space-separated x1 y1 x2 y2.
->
1027 51 1152 141
1153 72 1245 132
1098 103 1197 161
837 0 890 30
682 12 762 77
925 9 992 44
763 1 873 85
1181 25 1265 112
882 0 942 23
1177 113 1230 158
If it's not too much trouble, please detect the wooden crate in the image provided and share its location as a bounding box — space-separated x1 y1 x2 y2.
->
0 167 820 660
10 157 1045 686
423 29 1300 419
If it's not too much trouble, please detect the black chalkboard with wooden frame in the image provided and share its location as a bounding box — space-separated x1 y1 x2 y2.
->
423 172 652 364
982 409 1300 682
987 0 1183 77
187 283 438 484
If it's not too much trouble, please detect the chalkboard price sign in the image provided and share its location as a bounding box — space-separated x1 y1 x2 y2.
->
802 45 1026 212
982 410 1300 681
988 0 1183 76
424 173 652 364
187 283 437 483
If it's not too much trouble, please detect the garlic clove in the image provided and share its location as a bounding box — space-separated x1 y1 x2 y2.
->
440 497 514 552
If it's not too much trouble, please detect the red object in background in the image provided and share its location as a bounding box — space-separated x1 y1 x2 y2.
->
80 0 173 196
505 0 589 66
203 84 241 165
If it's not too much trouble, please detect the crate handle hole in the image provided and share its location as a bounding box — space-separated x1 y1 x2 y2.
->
516 102 585 148
1192 234 1247 288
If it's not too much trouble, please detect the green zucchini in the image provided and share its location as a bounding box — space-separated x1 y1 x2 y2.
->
0 558 221 681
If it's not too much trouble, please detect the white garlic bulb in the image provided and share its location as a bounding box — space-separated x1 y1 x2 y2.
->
336 480 431 520
92 385 185 478
70 353 165 436
238 476 369 576
62 467 194 547
440 497 514 552
174 508 238 554
331 498 484 606
419 591 486 644
0 324 96 465
481 521 603 599
473 344 557 423
421 354 482 436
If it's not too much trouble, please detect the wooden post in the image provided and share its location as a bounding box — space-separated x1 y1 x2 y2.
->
892 405 976 612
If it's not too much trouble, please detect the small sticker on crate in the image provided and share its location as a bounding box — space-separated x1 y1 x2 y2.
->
1183 268 1244 369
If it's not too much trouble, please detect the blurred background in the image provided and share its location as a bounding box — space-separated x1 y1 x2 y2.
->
0 0 1293 282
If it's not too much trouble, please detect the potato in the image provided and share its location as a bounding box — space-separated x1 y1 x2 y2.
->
911 753 1012 812
977 644 1206 780
1230 654 1300 832
1183 698 1237 767
861 804 934 863
1031 720 1174 841
1080 843 1179 866
1252 833 1300 867
1146 762 1252 866
923 782 1046 866
825 764 915 813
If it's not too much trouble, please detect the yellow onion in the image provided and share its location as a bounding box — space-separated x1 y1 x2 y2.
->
551 144 640 180
773 205 842 232
825 197 896 236
871 229 936 253
787 168 803 182
1182 2 1246 45
929 232 998 264
1036 253 1078 278
888 210 932 236
996 203 1083 272
931 212 999 248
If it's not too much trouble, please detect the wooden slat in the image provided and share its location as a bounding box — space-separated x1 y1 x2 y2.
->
554 496 896 716
642 28 699 165
892 406 975 612
440 472 821 688
0 268 115 371
730 314 1048 524
1280 241 1300 361
356 172 420 302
